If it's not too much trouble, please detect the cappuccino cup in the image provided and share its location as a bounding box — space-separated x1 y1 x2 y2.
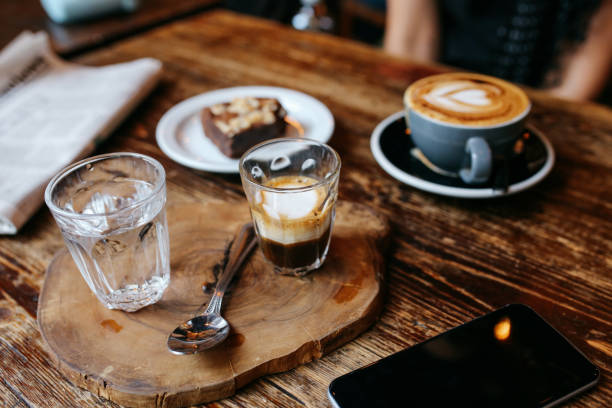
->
404 72 531 184
239 138 340 276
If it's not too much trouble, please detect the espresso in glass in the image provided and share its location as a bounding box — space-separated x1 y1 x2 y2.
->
240 138 340 276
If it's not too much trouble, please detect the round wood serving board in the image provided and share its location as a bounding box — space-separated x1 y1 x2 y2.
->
37 200 389 407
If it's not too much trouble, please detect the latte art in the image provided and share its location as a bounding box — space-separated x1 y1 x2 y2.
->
406 73 530 126
422 82 501 112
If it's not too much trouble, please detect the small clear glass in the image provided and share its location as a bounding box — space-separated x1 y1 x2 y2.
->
45 152 170 312
239 138 341 276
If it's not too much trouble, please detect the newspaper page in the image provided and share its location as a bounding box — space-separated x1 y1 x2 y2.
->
0 32 162 234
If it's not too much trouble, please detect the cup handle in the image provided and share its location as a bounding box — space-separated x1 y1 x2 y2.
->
459 137 492 184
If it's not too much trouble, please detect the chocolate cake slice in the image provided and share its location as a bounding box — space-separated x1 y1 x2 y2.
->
201 97 287 158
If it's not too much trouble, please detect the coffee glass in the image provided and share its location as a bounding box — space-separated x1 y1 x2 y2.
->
239 138 341 276
45 152 170 312
404 73 531 184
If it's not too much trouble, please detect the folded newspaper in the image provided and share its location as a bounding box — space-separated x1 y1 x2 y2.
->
0 32 162 234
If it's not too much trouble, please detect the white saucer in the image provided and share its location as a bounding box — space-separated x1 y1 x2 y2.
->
156 86 335 173
370 111 555 199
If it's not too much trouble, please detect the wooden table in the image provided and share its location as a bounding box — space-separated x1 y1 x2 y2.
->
0 0 219 55
1 9 610 408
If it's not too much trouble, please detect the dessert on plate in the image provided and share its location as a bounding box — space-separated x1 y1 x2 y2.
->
200 97 287 158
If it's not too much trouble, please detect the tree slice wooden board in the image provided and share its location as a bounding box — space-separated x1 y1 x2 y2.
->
37 200 389 407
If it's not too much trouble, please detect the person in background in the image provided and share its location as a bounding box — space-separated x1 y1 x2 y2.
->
224 0 300 23
384 0 612 102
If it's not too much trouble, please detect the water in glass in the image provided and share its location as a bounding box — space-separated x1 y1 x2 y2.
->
46 153 170 312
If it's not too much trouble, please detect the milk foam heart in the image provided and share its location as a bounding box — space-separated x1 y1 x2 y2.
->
250 175 333 244
451 89 491 106
406 73 530 126
426 82 494 108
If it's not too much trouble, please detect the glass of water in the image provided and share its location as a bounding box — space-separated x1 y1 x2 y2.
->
45 152 170 312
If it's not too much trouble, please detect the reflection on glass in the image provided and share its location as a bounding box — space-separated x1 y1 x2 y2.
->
494 317 511 341
292 0 334 32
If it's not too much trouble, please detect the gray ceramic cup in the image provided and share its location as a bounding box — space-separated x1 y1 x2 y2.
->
404 95 531 184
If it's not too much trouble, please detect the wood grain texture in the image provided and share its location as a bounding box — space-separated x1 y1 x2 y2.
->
37 201 388 407
0 9 611 407
0 0 219 55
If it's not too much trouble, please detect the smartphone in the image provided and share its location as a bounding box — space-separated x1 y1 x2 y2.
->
328 304 599 408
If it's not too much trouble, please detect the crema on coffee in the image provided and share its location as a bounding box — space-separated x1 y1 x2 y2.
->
405 73 530 126
249 175 333 269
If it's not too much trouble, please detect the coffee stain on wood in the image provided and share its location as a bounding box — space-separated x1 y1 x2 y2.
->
333 273 364 304
333 283 360 304
226 332 245 348
100 320 123 333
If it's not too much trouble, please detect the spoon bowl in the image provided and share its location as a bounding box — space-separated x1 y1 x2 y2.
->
168 314 230 354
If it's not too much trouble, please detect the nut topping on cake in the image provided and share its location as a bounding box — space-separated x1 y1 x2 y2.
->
201 97 288 158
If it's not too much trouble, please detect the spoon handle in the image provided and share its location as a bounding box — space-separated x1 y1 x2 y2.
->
205 222 256 315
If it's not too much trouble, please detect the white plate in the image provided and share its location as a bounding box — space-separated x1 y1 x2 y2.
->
370 111 555 199
156 86 334 173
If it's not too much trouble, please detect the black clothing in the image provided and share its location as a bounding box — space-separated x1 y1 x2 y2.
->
439 0 602 87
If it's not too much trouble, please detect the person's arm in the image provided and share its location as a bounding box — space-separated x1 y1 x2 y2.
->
549 0 612 101
383 0 440 62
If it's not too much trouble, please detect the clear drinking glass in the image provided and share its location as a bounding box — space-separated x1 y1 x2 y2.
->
45 152 170 312
239 138 341 276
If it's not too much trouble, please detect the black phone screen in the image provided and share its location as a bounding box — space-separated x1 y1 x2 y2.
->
328 304 599 408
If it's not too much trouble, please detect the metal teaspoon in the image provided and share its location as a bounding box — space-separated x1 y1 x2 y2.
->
167 222 256 355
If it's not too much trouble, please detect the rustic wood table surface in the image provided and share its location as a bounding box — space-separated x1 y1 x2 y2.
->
1 9 611 408
0 0 219 55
